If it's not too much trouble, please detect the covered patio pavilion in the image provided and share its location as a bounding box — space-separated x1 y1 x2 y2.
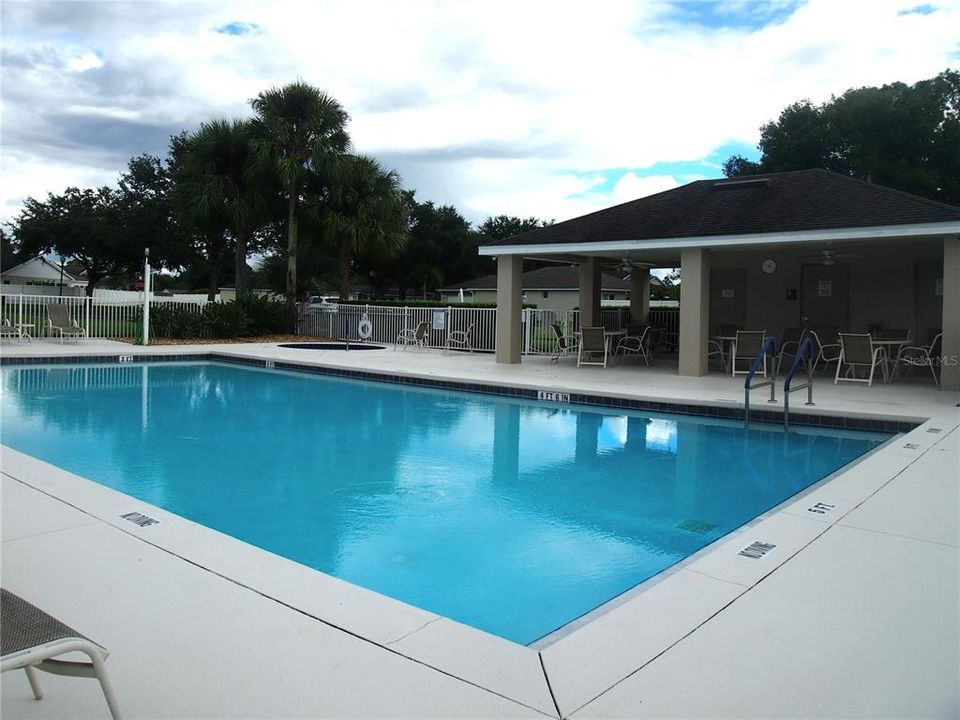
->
480 169 960 391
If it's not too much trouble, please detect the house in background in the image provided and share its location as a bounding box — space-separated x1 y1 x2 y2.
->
0 255 83 291
479 169 960 391
438 265 663 311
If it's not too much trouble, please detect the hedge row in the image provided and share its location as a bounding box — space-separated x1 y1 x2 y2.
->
150 295 297 339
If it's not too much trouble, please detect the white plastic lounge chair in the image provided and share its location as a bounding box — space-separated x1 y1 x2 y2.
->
395 321 428 351
443 323 474 354
46 304 87 343
550 322 578 362
835 333 888 386
577 326 609 368
895 332 942 386
1 588 122 719
731 330 766 377
615 324 650 365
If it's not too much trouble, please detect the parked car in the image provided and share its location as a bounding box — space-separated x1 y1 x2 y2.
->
305 295 339 313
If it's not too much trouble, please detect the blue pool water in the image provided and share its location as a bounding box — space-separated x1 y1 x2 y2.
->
0 363 889 644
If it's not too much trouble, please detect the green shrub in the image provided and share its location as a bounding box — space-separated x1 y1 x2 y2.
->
149 304 205 339
202 301 250 338
235 294 296 335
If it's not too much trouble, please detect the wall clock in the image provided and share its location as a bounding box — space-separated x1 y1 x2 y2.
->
761 258 777 274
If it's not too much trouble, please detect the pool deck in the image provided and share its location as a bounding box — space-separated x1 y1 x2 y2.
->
2 338 958 719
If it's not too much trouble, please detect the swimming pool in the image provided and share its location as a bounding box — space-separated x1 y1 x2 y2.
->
0 362 890 644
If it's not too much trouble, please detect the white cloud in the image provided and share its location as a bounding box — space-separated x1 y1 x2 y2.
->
66 52 103 72
1 0 958 226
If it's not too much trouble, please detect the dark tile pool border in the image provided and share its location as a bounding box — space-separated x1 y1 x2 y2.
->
1 352 920 434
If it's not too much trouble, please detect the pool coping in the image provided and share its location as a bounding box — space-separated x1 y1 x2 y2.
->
1 349 953 717
0 350 920 434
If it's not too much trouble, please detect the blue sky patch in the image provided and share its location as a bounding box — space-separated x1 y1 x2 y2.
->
667 0 803 31
897 4 937 16
570 141 761 198
214 21 261 36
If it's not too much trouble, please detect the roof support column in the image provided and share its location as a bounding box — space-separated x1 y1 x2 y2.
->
629 268 651 324
579 259 601 327
679 247 711 377
941 235 960 391
495 255 523 364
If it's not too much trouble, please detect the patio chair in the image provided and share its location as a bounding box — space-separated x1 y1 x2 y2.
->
550 321 578 363
807 328 841 374
895 332 942 386
615 324 650 365
730 330 766 377
0 318 21 342
708 338 728 372
577 326 609 368
443 323 474 354
835 333 888 386
776 327 805 375
1 588 122 719
46 304 87 343
395 321 428 351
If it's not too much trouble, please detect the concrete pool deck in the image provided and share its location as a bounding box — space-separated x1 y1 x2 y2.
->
1 338 958 718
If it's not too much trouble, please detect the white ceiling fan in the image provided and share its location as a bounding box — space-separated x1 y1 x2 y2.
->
798 244 865 266
613 257 656 274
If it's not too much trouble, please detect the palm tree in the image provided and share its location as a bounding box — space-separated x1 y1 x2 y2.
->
322 155 409 300
176 119 269 295
250 81 350 303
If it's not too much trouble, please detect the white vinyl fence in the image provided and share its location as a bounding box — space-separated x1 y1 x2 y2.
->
0 294 211 340
299 305 680 355
1 292 679 351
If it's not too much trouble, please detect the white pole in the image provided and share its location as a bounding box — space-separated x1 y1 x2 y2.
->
143 248 151 345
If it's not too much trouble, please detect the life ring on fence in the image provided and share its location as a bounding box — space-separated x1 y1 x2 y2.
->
357 315 373 340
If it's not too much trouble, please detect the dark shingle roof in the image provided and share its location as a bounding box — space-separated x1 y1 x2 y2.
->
442 265 651 291
485 169 960 248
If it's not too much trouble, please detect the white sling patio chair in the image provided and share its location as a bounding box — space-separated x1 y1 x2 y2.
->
443 323 474 354
730 330 766 377
395 321 428 351
807 329 842 374
835 333 888 386
895 332 942 386
1 318 21 342
1 588 122 719
550 321 578 363
46 304 87 343
615 324 651 365
577 326 609 368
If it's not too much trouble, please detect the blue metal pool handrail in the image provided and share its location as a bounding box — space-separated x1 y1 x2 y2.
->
743 336 778 428
782 335 816 429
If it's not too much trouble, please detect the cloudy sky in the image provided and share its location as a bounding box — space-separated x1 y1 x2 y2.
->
2 0 958 227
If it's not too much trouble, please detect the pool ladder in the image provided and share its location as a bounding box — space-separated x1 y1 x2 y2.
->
743 337 778 429
743 336 816 429
781 336 816 429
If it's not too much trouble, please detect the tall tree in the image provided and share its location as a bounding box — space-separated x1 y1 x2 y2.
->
117 153 189 272
322 155 408 300
14 187 132 295
250 81 350 302
175 119 272 295
725 70 960 205
477 215 548 242
169 132 234 300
